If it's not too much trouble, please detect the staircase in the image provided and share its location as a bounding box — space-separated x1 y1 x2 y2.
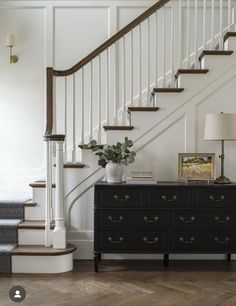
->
2 0 236 273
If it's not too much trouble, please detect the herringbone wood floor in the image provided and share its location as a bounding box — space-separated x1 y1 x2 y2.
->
1 260 236 306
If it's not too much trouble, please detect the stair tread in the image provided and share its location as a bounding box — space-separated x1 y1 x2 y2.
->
224 32 236 42
176 69 209 78
12 244 77 256
199 50 233 61
103 126 134 131
63 163 85 169
29 182 56 188
79 144 104 149
24 200 37 207
153 88 184 93
18 220 55 229
128 107 159 112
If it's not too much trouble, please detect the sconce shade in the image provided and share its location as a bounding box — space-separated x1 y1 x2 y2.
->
204 113 236 141
5 33 15 47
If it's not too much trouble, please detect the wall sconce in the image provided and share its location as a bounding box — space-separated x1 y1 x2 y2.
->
5 34 19 64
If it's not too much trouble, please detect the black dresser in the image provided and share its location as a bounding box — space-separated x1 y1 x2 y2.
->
94 181 236 272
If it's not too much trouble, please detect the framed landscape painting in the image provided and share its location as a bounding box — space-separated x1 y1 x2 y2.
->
178 153 215 181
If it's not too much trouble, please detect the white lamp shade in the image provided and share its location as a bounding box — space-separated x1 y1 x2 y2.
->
204 113 236 140
5 33 15 47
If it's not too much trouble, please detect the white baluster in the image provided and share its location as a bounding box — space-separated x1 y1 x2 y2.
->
53 138 66 249
64 77 67 162
228 0 232 31
203 0 206 50
170 0 175 86
211 0 215 50
179 0 182 68
81 68 85 144
186 0 190 68
113 42 118 125
147 17 151 105
154 12 158 86
130 31 134 107
163 6 166 87
89 61 93 140
97 54 102 144
122 37 126 125
194 0 198 67
219 0 223 49
106 48 110 125
45 140 52 247
138 24 142 106
72 74 76 162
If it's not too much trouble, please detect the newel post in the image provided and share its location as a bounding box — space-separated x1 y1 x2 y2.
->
54 135 66 249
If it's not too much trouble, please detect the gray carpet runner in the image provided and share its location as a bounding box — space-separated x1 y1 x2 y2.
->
0 194 29 273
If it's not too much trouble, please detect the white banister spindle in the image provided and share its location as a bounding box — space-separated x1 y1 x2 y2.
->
53 139 66 249
194 0 198 67
113 42 118 125
219 0 223 49
72 74 76 162
122 37 126 125
130 30 134 106
106 48 110 125
97 54 102 144
45 140 52 247
211 0 215 50
89 61 93 140
64 77 67 162
162 6 166 87
147 17 151 105
203 0 206 50
179 0 182 68
81 68 85 144
186 0 190 68
138 24 142 106
228 0 232 31
170 0 175 86
154 12 158 86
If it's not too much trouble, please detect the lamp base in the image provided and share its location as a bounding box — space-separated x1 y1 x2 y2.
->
214 176 231 184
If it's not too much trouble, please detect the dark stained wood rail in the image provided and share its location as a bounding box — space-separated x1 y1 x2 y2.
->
45 0 170 136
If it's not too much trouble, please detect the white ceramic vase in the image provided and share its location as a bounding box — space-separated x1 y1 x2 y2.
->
105 162 124 183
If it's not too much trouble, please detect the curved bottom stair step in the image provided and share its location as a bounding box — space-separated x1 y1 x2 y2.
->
18 220 55 229
11 244 77 273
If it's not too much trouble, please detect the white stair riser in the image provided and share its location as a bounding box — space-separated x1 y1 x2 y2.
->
18 229 53 245
12 254 73 273
200 54 236 71
224 37 236 51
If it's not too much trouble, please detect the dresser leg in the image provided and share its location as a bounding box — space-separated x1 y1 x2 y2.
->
227 253 231 261
94 253 100 272
163 253 169 267
98 253 102 261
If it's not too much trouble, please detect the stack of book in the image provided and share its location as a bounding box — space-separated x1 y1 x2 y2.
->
126 172 157 184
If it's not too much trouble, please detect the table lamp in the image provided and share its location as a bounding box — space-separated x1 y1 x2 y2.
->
204 113 236 184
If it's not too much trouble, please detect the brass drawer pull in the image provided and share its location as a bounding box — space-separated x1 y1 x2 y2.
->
179 237 195 244
108 237 124 244
161 195 177 202
143 237 159 244
179 216 195 223
214 216 230 223
214 237 230 244
108 216 124 223
209 195 225 202
143 216 159 223
114 195 130 202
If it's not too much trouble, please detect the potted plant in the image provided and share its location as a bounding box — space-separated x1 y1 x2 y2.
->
81 137 136 183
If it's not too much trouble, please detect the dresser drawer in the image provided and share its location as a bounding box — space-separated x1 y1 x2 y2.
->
148 188 191 208
196 189 236 207
98 232 167 251
172 212 236 229
97 210 168 230
172 232 236 251
99 188 141 207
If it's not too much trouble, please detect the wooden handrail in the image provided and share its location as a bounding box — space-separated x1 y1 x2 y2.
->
53 0 170 77
45 0 170 135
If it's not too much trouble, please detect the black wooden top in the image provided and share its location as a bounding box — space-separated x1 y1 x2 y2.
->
95 181 236 188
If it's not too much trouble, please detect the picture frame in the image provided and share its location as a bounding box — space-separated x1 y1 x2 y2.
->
178 153 215 181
